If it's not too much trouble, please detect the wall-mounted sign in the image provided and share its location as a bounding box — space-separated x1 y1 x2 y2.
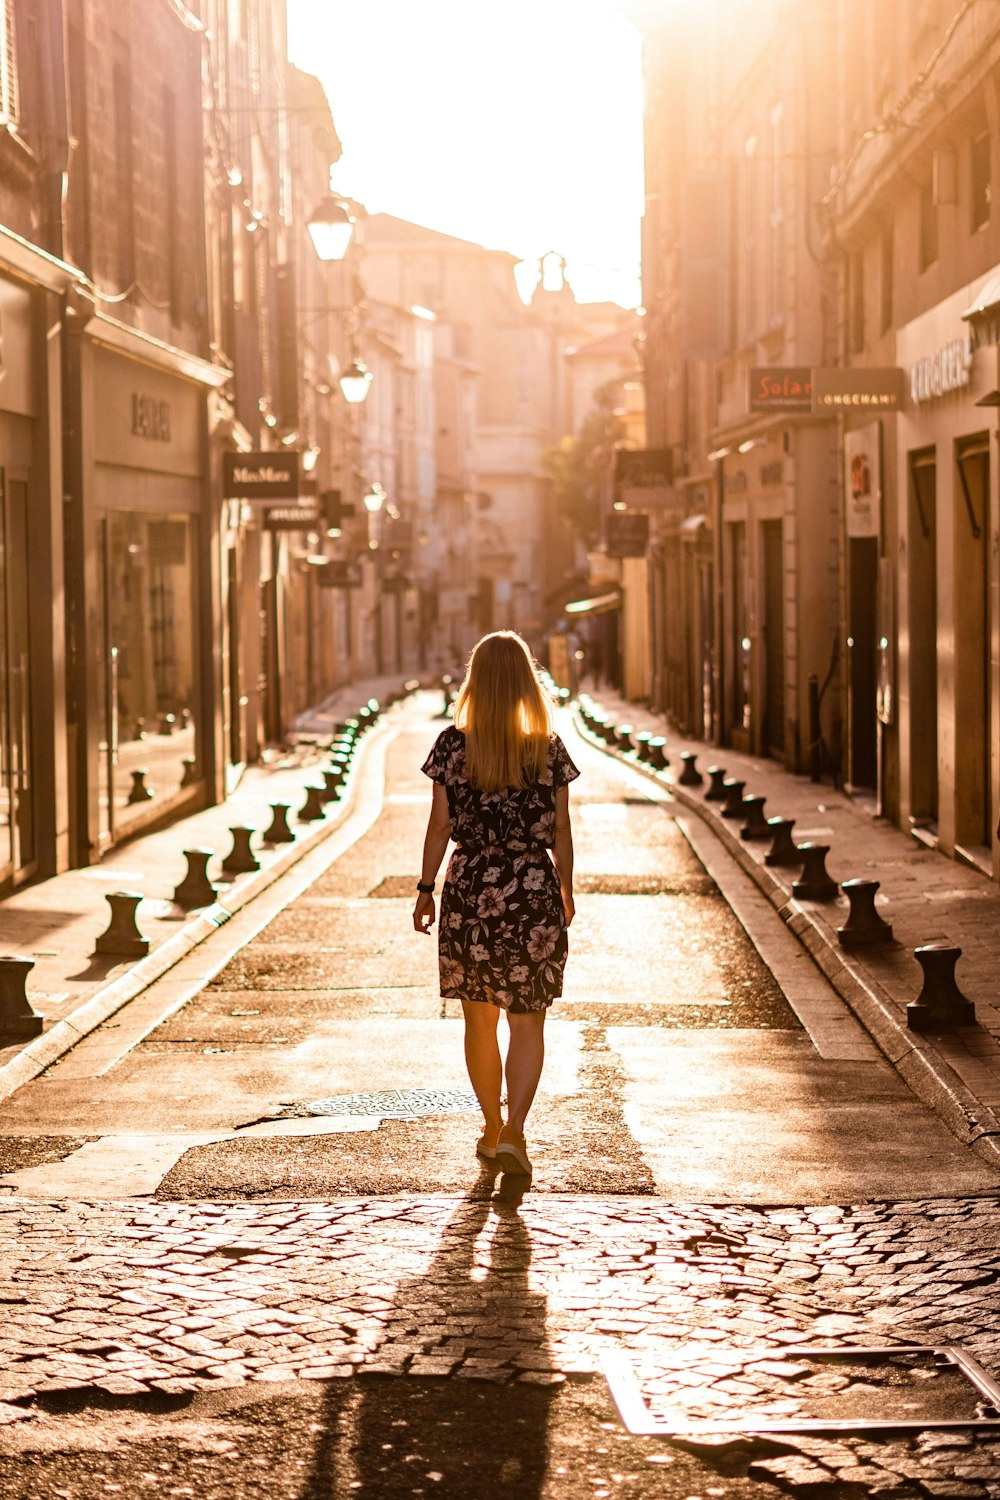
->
605 510 650 558
264 503 320 531
223 450 300 500
316 559 363 589
132 394 171 442
843 421 881 539
811 367 904 412
909 336 973 404
748 367 812 411
614 448 674 512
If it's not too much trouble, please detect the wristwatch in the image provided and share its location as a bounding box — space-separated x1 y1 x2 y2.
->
416 880 435 894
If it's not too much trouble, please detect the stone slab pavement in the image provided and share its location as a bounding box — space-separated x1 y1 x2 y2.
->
0 675 415 1103
578 690 1000 1176
2 1193 1000 1495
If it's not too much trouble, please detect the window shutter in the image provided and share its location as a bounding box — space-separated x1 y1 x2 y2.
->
0 0 19 123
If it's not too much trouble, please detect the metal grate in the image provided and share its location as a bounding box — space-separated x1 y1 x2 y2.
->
302 1087 481 1118
604 1344 1000 1436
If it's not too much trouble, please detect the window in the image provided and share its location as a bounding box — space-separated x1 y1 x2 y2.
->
112 57 135 290
971 131 991 232
163 88 181 324
919 176 938 271
742 135 758 343
879 225 893 334
767 103 785 325
0 0 18 124
849 250 865 353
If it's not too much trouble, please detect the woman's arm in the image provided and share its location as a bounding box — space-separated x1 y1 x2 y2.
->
413 782 452 934
552 783 575 926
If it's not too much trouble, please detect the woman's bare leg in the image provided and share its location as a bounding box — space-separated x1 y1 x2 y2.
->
504 1011 546 1133
461 999 503 1135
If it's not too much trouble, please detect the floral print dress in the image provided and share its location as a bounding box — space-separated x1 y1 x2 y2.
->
421 726 580 1012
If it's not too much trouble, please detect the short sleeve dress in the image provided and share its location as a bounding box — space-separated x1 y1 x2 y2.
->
421 727 580 1013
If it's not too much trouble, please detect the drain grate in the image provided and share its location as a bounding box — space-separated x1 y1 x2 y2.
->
605 1344 1000 1435
302 1087 480 1118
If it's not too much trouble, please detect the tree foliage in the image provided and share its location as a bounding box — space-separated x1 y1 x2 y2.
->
541 406 623 549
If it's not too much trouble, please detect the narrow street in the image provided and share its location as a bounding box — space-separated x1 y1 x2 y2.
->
1 697 1000 1497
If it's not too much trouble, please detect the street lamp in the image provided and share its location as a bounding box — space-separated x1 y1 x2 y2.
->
362 481 387 514
339 358 374 405
306 195 356 262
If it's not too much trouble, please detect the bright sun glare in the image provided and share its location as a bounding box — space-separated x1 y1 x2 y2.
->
286 0 644 307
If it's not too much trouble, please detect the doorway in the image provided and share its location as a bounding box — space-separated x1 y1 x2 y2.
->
0 475 36 884
907 450 938 829
954 439 991 853
761 519 785 756
847 536 878 791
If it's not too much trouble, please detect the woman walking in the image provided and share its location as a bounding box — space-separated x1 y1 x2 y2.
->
414 631 578 1176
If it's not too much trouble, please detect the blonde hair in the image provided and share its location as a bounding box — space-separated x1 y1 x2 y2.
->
453 632 552 792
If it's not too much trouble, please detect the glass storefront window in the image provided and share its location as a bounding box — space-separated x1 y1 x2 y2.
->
100 511 200 837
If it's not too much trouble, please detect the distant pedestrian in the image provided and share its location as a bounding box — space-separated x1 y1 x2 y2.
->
414 631 579 1177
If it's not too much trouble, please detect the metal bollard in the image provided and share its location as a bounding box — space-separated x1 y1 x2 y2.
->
321 768 344 803
907 944 976 1032
633 731 653 763
791 844 838 901
95 892 150 958
173 849 218 908
222 826 260 876
158 712 176 736
263 803 295 843
133 717 147 741
721 779 746 819
678 752 702 786
837 879 893 948
705 766 728 801
764 817 799 866
739 795 770 840
648 737 669 771
180 757 198 788
0 955 42 1037
127 768 154 805
615 723 634 752
299 784 326 822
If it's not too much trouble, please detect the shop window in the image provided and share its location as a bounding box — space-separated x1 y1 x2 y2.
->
919 177 938 271
879 224 893 334
971 131 991 233
102 512 199 839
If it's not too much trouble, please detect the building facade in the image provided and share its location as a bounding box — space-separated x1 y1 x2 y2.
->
632 0 1000 882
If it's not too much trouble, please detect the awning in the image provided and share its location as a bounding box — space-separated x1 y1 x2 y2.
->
564 587 621 617
961 272 1000 321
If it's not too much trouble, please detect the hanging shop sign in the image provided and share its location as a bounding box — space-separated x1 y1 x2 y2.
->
908 335 974 404
263 503 321 531
222 450 300 500
614 448 674 510
811 367 904 412
605 510 650 558
316 559 363 589
748 367 812 412
843 421 881 539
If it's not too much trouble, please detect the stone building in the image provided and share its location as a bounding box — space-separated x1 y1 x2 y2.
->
633 0 1000 883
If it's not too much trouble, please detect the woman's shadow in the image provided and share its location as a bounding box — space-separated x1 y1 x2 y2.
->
302 1173 556 1497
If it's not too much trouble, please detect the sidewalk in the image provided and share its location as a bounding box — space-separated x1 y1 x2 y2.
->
576 687 1000 1172
0 675 417 1104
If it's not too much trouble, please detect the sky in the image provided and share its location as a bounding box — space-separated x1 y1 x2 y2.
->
286 0 645 308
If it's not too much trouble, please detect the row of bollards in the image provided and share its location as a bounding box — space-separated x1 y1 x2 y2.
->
0 680 423 1038
576 696 977 1036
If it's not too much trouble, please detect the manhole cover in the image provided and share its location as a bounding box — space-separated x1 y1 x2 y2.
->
605 1344 1000 1435
302 1087 480 1118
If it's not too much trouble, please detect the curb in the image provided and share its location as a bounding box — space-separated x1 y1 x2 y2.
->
572 709 1000 1175
0 705 408 1106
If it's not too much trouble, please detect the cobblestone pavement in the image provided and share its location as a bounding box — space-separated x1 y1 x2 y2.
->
2 1193 1000 1494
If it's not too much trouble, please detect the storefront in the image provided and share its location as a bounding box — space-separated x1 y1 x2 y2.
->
65 314 229 863
895 276 1000 875
0 232 77 887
